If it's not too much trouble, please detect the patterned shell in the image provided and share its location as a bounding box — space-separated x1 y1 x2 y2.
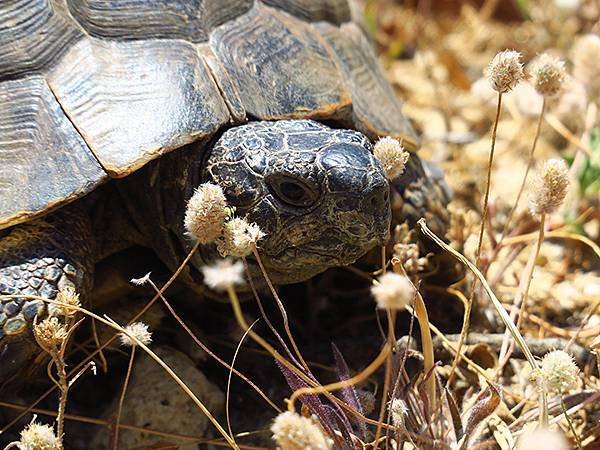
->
0 0 418 230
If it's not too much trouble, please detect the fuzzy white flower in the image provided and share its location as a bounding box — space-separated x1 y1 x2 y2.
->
538 350 580 393
201 259 245 291
529 159 569 216
389 398 409 427
371 273 415 310
18 420 59 450
119 322 152 347
217 217 265 257
184 183 228 244
271 411 332 450
55 286 81 318
531 54 566 97
487 50 525 93
373 137 410 180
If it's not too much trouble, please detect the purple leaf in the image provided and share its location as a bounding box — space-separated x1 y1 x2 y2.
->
332 343 366 439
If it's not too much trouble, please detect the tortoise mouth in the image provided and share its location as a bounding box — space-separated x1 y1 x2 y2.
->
245 239 368 284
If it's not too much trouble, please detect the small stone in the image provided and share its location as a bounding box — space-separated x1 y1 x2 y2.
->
0 313 7 325
4 317 27 335
4 302 20 317
14 297 25 306
23 301 45 321
34 259 47 269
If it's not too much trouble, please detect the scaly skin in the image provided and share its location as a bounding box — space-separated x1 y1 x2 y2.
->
0 204 94 384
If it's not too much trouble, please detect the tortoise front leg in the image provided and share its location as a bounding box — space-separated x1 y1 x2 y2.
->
0 204 95 385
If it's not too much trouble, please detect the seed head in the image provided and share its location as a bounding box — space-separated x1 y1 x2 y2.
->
371 273 415 310
184 183 229 244
201 258 245 291
119 322 152 347
130 272 151 286
531 54 566 97
55 286 81 318
389 398 408 427
217 217 265 257
517 427 569 450
538 350 579 393
33 317 68 353
18 420 59 450
487 50 525 93
373 137 410 180
271 411 332 450
528 159 569 216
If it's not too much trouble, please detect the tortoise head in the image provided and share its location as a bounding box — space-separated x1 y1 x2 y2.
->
202 120 390 284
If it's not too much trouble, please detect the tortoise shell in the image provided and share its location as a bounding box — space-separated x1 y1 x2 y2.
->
0 0 418 230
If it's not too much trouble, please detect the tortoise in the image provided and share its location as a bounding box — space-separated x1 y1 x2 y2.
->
0 0 450 381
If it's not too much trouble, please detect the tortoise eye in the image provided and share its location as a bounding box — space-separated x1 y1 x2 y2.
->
268 177 317 207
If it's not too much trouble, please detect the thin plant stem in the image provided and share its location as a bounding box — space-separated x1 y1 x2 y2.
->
418 218 548 424
55 355 68 449
447 92 503 387
373 309 396 450
147 279 281 412
393 262 436 411
251 246 310 372
226 320 258 449
560 396 583 450
495 98 547 254
3 295 239 449
111 346 136 450
0 242 200 436
287 343 391 412
498 214 546 369
224 283 392 416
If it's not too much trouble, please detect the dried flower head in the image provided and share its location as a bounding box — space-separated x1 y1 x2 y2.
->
538 350 580 393
217 217 265 257
487 50 525 93
201 258 245 291
517 427 569 450
531 54 566 97
393 223 430 275
18 420 59 450
33 317 68 353
271 411 332 450
572 33 600 98
130 272 151 286
389 398 408 427
373 137 410 180
184 183 228 244
529 159 569 215
119 322 152 347
55 286 81 318
371 273 415 310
